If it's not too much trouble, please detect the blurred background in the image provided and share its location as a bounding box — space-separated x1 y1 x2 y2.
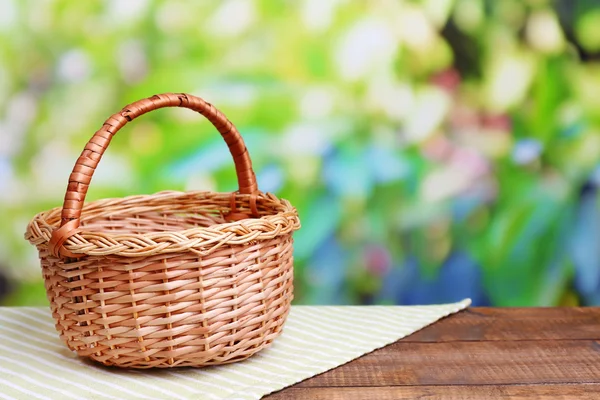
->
2 0 600 307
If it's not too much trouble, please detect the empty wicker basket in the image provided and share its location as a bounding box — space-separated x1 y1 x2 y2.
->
25 93 300 368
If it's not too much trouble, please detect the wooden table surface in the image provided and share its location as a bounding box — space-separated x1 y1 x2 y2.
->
265 307 600 399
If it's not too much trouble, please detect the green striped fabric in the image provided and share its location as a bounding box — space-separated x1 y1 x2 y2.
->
0 300 470 399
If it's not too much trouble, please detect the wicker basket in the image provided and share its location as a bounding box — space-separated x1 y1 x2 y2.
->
25 93 300 368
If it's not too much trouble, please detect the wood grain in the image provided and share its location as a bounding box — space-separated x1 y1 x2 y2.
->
405 307 600 342
297 340 600 387
263 307 600 399
265 384 600 400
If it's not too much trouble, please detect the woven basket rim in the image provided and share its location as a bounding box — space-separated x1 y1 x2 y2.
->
25 190 300 258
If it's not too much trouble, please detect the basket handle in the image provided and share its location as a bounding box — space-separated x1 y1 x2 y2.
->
49 93 258 258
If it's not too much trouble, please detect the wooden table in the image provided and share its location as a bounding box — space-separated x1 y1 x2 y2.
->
265 307 600 399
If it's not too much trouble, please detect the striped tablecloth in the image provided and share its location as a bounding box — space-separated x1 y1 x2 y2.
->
0 299 470 400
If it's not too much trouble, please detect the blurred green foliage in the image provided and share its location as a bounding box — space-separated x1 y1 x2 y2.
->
1 0 600 306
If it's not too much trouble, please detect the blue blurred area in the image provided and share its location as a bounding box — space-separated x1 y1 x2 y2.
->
571 182 600 303
378 253 489 306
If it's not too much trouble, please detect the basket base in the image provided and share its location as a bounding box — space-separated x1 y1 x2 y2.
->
82 338 276 368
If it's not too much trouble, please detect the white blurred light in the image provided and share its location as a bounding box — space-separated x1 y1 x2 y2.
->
117 40 148 83
0 0 16 31
404 87 451 142
486 53 535 112
299 87 335 119
0 92 37 157
0 65 8 101
0 157 13 194
422 0 454 28
453 0 483 33
397 6 436 50
57 49 91 83
367 77 414 121
31 140 78 198
43 84 112 140
6 91 37 129
335 18 397 81
421 149 488 202
526 10 565 54
206 0 256 37
107 0 149 24
281 122 330 156
31 140 133 198
301 0 343 32
422 165 471 202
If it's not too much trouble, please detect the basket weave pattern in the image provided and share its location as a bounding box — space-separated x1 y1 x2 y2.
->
25 93 300 368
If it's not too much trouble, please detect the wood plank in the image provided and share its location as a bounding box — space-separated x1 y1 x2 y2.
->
267 308 600 398
404 307 600 342
297 339 600 387
265 384 600 400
